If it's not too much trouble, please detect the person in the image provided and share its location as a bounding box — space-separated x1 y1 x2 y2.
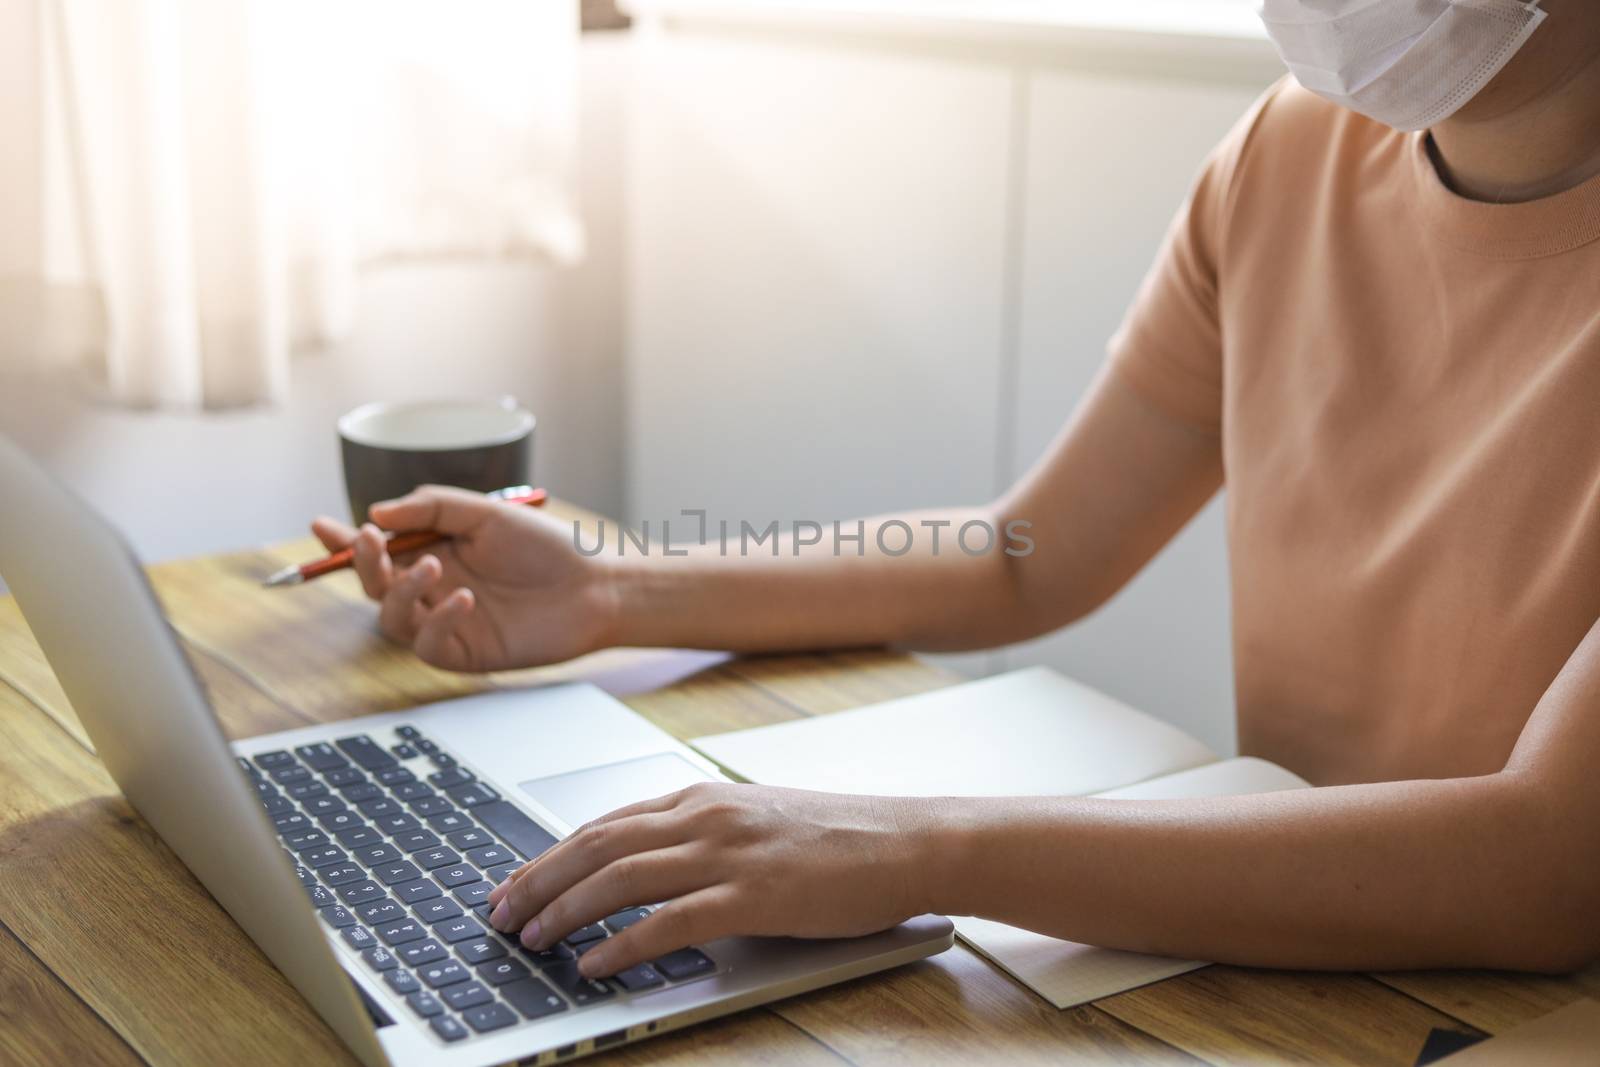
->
310 0 1600 982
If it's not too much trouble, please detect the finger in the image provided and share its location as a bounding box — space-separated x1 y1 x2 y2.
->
490 813 684 934
519 844 709 952
488 790 687 907
351 524 394 600
413 588 475 670
577 886 739 978
311 516 357 552
368 484 496 536
378 554 442 643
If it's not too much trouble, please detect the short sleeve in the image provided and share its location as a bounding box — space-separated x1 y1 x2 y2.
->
1106 82 1283 433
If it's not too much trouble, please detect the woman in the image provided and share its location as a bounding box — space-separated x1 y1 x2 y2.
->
314 0 1600 981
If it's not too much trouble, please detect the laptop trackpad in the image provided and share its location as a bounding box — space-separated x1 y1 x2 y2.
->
518 752 716 833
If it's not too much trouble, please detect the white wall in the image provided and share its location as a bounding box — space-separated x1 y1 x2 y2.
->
0 34 631 567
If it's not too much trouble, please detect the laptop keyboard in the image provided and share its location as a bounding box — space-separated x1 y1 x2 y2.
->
239 724 718 1045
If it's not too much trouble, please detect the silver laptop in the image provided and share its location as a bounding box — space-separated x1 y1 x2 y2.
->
0 436 953 1066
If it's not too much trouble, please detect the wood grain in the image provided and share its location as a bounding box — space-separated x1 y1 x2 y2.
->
0 919 144 1067
1374 966 1600 1035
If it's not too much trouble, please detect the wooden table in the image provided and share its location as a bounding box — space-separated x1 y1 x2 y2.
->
2 500 1597 1066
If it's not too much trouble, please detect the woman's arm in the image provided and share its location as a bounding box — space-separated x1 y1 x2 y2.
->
485 615 1600 978
607 367 1223 655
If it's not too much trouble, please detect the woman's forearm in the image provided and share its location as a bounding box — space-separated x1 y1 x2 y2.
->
921 769 1596 973
603 508 1048 654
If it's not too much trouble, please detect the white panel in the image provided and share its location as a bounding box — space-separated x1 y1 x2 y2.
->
1003 70 1269 754
626 29 1012 530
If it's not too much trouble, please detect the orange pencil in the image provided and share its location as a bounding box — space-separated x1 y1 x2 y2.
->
263 486 548 588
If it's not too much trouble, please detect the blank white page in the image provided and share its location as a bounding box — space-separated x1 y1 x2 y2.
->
691 666 1217 798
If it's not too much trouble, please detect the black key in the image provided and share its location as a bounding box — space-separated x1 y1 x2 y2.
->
397 725 421 740
605 907 651 932
442 981 493 1011
342 926 378 951
418 960 469 989
428 767 474 790
466 844 515 870
406 991 443 1018
375 766 415 787
295 742 348 771
283 828 329 850
414 847 461 871
377 813 421 835
500 977 569 1020
319 864 365 887
461 1002 516 1033
520 942 575 968
430 752 456 769
433 864 480 889
447 782 498 808
391 743 419 760
427 811 472 834
564 923 607 945
377 919 427 946
410 796 455 818
541 961 614 1005
654 948 715 981
301 846 347 869
613 963 664 992
376 862 422 887
363 944 399 972
429 1015 469 1042
356 900 405 925
384 968 419 995
453 882 493 907
399 939 448 968
295 864 319 888
273 812 311 834
570 937 604 957
353 842 402 866
486 863 523 884
239 757 261 777
317 810 363 833
338 880 386 906
306 885 335 908
304 796 347 817
319 905 357 929
356 797 401 818
325 766 366 788
335 826 383 849
256 780 280 800
454 938 506 966
476 958 531 986
416 898 463 925
272 765 313 785
473 801 558 861
437 917 485 944
335 735 397 770
261 795 293 816
285 781 328 801
393 829 441 852
254 750 294 770
393 879 443 906
446 827 492 850
415 737 438 754
340 783 383 803
393 781 433 801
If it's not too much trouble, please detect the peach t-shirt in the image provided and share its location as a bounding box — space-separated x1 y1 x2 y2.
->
1110 80 1600 786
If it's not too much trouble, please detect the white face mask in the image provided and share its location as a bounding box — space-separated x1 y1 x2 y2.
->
1259 0 1547 131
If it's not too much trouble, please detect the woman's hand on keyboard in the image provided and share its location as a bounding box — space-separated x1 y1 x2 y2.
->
310 485 622 671
482 782 947 978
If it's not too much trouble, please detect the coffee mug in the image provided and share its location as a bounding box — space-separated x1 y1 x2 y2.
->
338 398 535 523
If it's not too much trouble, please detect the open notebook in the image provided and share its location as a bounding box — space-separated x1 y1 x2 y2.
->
691 666 1309 1009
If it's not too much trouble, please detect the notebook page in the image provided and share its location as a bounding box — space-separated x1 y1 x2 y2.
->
691 667 1217 798
954 757 1311 1008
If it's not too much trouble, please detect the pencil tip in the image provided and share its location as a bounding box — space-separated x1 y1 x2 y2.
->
262 565 302 588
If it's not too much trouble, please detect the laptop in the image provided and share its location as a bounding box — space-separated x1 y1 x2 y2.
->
0 436 954 1066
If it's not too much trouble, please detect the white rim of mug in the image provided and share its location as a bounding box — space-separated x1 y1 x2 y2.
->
337 399 536 453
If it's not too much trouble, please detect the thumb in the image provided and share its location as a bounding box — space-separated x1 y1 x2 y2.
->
368 485 496 536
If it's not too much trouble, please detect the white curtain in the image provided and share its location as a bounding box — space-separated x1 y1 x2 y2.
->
28 0 580 409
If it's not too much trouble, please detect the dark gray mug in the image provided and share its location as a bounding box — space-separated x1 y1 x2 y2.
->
338 398 535 524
